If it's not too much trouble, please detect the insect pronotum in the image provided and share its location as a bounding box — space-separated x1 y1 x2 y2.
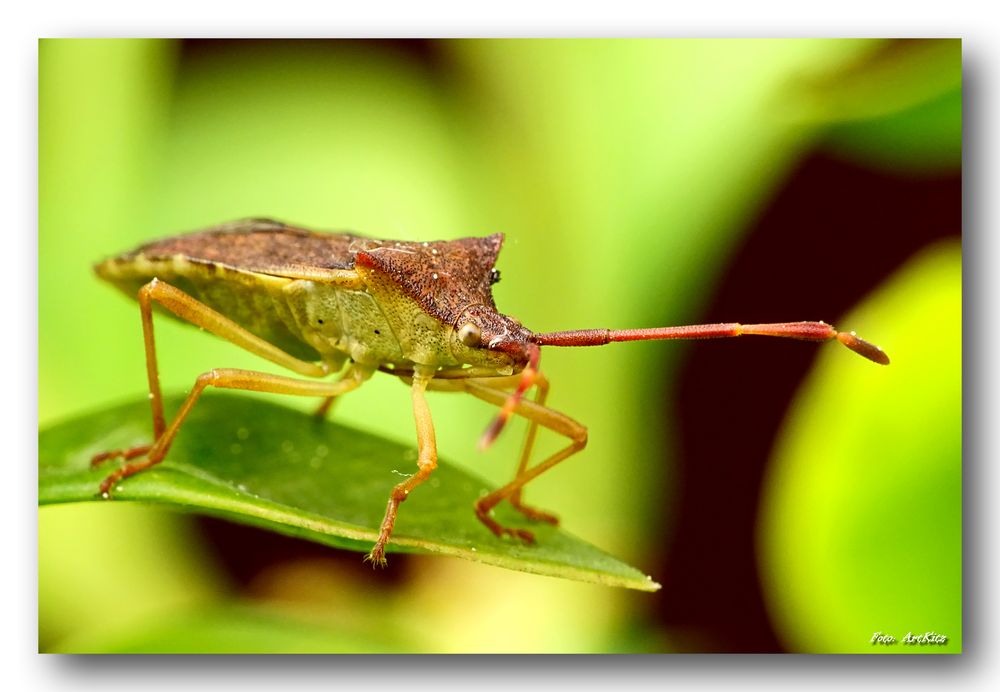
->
93 219 889 565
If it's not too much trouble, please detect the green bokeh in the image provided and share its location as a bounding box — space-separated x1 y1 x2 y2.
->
39 38 961 653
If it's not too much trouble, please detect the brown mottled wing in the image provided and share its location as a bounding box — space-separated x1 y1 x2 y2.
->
356 234 504 325
116 218 367 277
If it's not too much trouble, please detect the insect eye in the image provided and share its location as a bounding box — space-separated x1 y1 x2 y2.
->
458 323 482 348
489 268 501 285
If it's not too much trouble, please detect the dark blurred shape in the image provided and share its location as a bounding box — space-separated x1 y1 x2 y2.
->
177 38 448 84
653 152 960 652
196 515 413 592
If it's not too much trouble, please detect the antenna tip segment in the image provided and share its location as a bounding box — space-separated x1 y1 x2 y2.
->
836 330 890 365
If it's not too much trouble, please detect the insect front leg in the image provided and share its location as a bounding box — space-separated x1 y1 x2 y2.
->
457 373 559 524
505 373 559 524
366 367 439 567
461 377 588 543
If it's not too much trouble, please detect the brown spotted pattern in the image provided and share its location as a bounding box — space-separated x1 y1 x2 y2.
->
356 234 504 328
101 218 507 328
110 219 364 275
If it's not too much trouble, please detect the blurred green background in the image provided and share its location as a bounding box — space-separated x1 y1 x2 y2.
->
38 38 961 653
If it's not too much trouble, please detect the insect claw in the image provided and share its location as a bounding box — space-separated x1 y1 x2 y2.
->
364 546 388 568
512 528 536 543
98 475 118 499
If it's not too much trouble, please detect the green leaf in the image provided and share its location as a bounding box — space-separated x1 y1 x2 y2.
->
39 394 659 593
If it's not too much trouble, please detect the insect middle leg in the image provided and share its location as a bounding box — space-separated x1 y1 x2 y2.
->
366 368 438 567
462 376 588 542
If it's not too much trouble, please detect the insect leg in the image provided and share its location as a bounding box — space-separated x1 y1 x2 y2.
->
98 366 371 497
313 396 336 418
504 373 558 523
366 370 438 567
461 374 559 524
461 378 588 543
93 279 331 467
313 366 357 419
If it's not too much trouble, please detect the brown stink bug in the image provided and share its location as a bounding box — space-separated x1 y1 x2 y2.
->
92 218 889 565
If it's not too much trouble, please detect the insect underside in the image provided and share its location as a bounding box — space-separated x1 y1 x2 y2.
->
92 218 889 566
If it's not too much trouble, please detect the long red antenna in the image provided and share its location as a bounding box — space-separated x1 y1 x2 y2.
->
533 321 890 365
478 321 886 451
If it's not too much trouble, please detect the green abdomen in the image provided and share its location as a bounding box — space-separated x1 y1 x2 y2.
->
95 254 323 363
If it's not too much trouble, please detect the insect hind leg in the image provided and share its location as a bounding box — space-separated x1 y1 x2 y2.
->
93 278 345 488
98 366 370 497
